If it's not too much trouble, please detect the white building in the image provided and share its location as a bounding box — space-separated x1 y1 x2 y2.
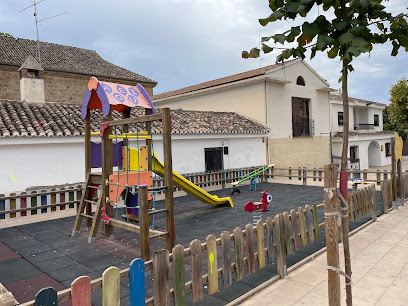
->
0 100 268 194
153 59 334 169
330 93 393 170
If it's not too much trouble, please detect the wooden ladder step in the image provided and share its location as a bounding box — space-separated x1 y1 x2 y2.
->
148 208 168 215
87 186 100 190
81 213 94 219
84 199 99 205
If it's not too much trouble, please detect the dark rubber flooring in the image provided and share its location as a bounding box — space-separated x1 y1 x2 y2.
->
0 182 387 305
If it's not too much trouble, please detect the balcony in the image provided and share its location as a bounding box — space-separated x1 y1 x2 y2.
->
354 123 375 131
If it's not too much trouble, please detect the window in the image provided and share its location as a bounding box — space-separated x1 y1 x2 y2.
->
374 114 379 126
296 76 305 86
385 142 391 157
338 112 344 126
292 97 310 137
205 147 223 171
350 146 359 160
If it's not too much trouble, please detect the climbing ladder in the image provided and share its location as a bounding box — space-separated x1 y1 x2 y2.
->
71 173 103 242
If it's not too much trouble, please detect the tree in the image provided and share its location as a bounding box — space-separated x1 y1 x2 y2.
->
0 32 12 37
387 78 408 140
243 0 408 172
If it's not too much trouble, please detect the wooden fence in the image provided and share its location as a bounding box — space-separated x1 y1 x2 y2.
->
20 180 387 306
0 185 83 220
0 165 393 221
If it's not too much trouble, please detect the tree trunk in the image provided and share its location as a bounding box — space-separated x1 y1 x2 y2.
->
341 61 349 172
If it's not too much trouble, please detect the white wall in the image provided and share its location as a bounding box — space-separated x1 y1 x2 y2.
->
332 135 392 169
266 61 331 138
0 134 267 194
330 103 354 133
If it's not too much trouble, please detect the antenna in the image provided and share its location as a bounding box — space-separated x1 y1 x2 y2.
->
19 1 69 66
259 31 261 68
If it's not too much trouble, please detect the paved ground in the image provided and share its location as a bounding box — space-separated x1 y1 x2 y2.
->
0 182 385 305
238 203 408 306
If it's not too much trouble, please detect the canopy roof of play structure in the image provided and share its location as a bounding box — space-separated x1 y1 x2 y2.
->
81 76 155 119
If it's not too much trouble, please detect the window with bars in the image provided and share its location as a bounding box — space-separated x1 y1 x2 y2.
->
338 112 344 126
385 142 391 157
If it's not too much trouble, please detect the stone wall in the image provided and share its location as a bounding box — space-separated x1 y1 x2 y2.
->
0 65 156 103
0 65 20 101
268 136 331 168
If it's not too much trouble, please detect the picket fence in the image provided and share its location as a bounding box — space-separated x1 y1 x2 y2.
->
18 180 389 306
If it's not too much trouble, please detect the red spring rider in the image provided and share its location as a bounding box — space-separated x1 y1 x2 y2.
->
245 191 272 225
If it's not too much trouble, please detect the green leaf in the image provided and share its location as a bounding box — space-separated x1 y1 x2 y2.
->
334 21 348 31
339 31 355 45
249 48 260 58
302 22 320 40
242 51 250 59
271 10 285 20
261 36 273 43
327 46 338 59
262 43 274 53
377 22 384 30
286 2 300 13
259 16 271 26
360 0 370 9
391 41 400 56
287 26 301 42
347 64 354 72
273 33 287 44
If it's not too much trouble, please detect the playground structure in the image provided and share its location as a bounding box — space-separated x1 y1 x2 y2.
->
231 164 274 194
71 77 232 259
244 191 272 225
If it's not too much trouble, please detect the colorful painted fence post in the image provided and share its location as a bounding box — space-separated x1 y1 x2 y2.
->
41 189 47 213
71 276 91 306
20 192 27 216
102 266 120 306
31 191 37 215
34 287 57 306
129 258 145 306
172 245 186 306
0 194 5 220
10 193 16 218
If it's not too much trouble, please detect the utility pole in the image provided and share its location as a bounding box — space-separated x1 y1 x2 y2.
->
19 0 68 66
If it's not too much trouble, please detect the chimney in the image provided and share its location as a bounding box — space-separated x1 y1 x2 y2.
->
18 55 45 103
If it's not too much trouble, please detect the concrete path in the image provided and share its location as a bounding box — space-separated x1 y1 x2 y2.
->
237 204 408 305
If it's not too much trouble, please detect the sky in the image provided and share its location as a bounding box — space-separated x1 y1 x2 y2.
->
0 0 407 104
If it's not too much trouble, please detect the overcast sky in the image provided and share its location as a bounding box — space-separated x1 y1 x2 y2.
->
1 0 407 103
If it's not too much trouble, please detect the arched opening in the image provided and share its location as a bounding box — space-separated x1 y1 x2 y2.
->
296 76 305 86
368 141 381 167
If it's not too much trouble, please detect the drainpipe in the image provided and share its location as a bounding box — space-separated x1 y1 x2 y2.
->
265 80 271 165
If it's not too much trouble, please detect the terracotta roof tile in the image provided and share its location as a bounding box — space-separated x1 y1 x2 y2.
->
0 35 156 84
330 94 386 107
152 60 297 100
0 100 268 137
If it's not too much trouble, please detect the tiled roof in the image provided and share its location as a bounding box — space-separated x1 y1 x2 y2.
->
0 35 156 84
0 100 268 137
330 94 386 107
153 60 297 100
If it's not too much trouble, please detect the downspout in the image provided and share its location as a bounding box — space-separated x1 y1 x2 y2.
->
265 80 271 165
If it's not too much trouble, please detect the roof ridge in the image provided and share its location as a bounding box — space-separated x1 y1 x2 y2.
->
153 59 298 101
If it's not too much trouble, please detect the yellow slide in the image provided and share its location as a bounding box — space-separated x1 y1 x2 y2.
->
152 154 233 207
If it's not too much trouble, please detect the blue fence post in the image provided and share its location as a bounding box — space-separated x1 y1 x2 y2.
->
129 258 145 306
0 194 5 220
41 190 47 213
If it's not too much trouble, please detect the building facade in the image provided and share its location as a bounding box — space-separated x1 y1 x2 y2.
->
0 35 157 103
153 59 333 168
330 94 393 170
0 100 268 193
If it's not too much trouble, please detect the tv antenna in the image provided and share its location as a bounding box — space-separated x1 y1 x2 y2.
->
19 0 69 66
